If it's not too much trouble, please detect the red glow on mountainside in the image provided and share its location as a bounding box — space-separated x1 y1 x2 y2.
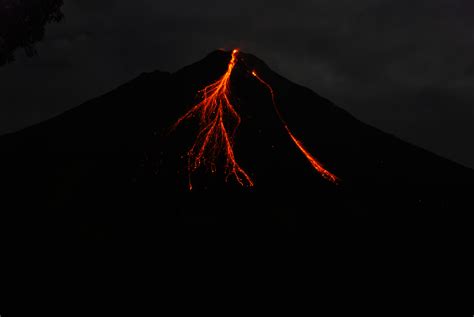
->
251 71 339 184
173 49 253 190
286 131 339 184
172 49 339 189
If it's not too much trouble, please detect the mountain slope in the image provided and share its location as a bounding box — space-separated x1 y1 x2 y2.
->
2 49 473 314
1 49 473 246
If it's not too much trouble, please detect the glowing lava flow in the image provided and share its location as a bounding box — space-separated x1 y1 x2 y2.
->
173 49 253 190
251 71 339 184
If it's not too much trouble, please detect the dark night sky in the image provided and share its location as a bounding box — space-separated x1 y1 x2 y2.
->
1 0 473 168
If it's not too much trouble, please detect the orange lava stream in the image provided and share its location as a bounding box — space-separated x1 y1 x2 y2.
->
251 71 339 184
286 131 339 184
173 49 253 190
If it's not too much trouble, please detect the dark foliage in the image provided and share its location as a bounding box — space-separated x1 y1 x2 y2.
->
0 0 64 66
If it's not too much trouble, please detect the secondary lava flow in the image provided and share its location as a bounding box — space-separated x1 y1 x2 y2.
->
251 70 339 184
173 49 253 190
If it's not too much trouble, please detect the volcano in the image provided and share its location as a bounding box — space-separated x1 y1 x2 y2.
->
1 51 473 311
2 48 473 238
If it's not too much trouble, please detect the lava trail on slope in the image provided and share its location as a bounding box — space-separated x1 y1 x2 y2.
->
172 49 339 189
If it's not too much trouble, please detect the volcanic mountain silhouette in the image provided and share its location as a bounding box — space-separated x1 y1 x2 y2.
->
1 51 473 312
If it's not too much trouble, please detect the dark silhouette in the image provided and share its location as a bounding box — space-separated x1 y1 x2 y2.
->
0 0 64 66
1 50 471 314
